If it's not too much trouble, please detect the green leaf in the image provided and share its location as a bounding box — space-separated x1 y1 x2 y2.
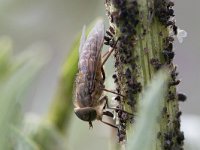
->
0 40 48 150
0 36 12 78
127 70 169 150
11 126 40 150
22 114 66 150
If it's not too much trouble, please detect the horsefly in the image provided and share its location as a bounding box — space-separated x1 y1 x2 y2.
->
74 20 121 128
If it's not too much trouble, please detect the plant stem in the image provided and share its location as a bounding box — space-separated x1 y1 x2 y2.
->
105 0 184 149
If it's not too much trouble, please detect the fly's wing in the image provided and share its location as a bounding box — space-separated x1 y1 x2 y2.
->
87 20 104 53
79 25 86 55
87 20 104 93
79 20 104 93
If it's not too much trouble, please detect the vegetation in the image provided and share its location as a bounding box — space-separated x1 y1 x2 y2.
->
0 1 187 150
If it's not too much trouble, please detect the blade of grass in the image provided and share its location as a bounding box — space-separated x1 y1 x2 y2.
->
0 42 48 150
127 70 169 150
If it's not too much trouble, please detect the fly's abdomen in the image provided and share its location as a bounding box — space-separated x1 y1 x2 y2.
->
75 20 104 108
75 81 92 107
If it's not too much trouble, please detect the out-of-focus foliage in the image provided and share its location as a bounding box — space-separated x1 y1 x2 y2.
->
19 114 66 150
0 36 48 150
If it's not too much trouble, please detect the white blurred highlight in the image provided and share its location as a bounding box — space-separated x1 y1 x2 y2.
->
177 28 187 43
182 114 200 150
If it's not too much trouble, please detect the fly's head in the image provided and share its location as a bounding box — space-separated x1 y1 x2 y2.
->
74 107 97 128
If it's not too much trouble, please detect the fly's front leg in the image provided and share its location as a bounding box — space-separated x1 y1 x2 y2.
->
101 38 119 67
102 50 109 59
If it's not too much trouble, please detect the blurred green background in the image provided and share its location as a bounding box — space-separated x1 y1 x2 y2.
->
0 0 199 149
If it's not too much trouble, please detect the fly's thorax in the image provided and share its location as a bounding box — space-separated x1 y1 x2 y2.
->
91 70 104 100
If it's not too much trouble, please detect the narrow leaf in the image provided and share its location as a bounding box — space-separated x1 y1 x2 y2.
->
127 70 169 150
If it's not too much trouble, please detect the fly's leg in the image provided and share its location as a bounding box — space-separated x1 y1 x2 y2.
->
101 38 119 67
100 38 120 93
101 47 114 66
98 96 109 110
102 50 110 59
101 67 105 81
100 120 119 131
99 95 133 117
101 67 123 94
103 111 114 118
98 96 113 117
99 77 125 97
89 121 93 129
97 96 119 129
99 96 134 140
103 96 134 116
102 88 125 98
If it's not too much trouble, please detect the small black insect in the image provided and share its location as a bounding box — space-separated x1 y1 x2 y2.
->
176 111 182 119
150 58 162 70
104 26 116 47
173 25 178 35
163 50 175 60
169 79 181 86
177 93 187 102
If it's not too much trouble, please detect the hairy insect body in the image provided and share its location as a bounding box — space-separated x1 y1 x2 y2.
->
74 20 106 127
75 68 104 108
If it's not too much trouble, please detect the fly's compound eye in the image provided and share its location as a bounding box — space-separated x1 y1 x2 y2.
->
74 107 97 122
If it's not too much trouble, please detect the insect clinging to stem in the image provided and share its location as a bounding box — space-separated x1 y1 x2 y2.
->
74 20 122 128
